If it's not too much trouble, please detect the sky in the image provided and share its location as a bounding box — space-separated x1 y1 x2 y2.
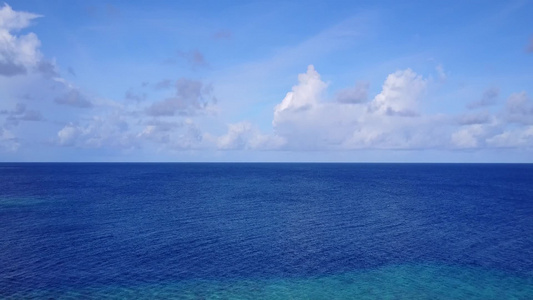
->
0 0 532 162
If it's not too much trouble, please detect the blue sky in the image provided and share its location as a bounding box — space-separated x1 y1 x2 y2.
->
1 0 532 162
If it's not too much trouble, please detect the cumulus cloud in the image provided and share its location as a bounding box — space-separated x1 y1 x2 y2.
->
0 3 42 76
138 118 205 150
274 65 326 119
368 69 426 117
57 115 134 148
57 123 81 146
487 126 533 148
146 78 216 116
451 124 488 149
217 121 285 150
447 92 533 150
467 87 499 109
262 65 529 151
269 65 434 150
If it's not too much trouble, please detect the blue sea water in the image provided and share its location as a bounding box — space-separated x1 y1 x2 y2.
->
0 163 532 299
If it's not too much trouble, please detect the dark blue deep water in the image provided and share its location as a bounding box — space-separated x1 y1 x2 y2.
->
1 163 532 299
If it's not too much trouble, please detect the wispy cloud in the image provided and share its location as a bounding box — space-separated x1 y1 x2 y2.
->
467 87 499 109
177 49 208 70
55 89 93 108
146 79 216 116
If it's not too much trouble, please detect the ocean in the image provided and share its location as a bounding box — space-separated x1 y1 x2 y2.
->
1 163 532 299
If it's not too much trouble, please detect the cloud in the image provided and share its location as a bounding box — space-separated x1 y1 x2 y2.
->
217 121 285 150
265 65 530 151
36 60 59 78
178 49 207 70
0 126 19 151
137 118 205 150
57 123 81 146
450 124 488 149
487 126 533 148
0 3 41 30
335 81 369 104
55 89 93 108
270 66 432 151
0 3 42 77
146 78 216 116
448 92 533 149
2 103 43 127
458 111 492 125
467 87 499 109
368 69 426 116
125 89 146 102
504 92 533 124
274 65 326 119
57 115 134 148
137 120 182 144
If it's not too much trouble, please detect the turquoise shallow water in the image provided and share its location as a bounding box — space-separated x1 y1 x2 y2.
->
12 264 533 299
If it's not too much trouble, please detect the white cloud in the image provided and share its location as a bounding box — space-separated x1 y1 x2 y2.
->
270 65 432 150
487 126 533 148
368 69 426 116
251 66 532 152
217 121 285 150
57 123 81 146
0 3 42 76
273 65 326 118
56 114 135 149
137 118 205 150
451 124 487 149
0 3 40 30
